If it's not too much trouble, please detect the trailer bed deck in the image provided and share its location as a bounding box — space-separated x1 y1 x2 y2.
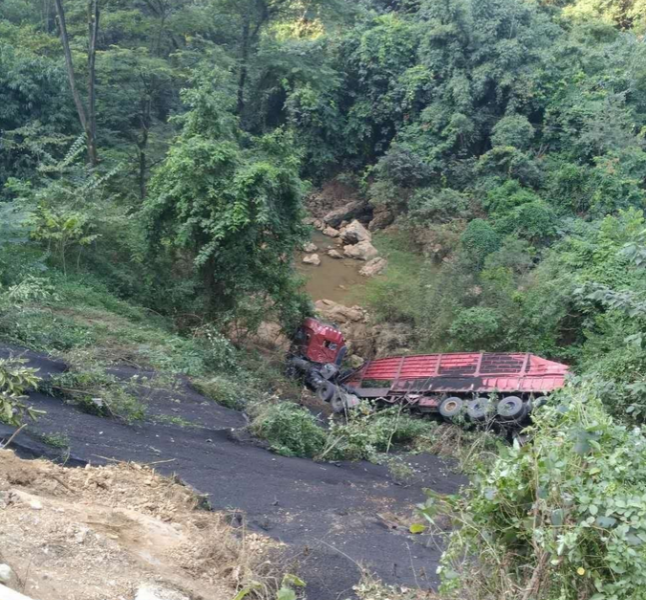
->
347 352 569 397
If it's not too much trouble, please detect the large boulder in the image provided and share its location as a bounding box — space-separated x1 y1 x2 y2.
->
315 299 365 324
323 200 371 228
302 253 321 266
360 257 388 277
344 241 379 261
369 204 396 231
340 220 372 245
322 226 340 238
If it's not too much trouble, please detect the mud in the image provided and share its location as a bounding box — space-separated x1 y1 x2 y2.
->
0 346 466 600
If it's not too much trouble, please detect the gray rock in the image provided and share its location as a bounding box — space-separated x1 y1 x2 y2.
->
302 253 321 266
327 249 343 259
340 220 372 245
322 226 339 238
343 241 379 261
135 584 190 600
360 257 388 277
323 200 370 228
0 564 12 583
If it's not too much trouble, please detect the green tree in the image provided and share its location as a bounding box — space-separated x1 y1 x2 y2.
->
146 68 308 324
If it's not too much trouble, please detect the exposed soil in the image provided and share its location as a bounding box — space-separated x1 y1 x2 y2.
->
0 450 279 600
0 346 466 600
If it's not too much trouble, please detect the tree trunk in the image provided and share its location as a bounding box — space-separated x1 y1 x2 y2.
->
137 130 148 200
87 0 100 165
236 17 251 116
53 0 99 166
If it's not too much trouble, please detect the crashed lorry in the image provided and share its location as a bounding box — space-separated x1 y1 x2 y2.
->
286 317 569 423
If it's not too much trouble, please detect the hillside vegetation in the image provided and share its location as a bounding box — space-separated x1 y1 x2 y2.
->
2 0 646 598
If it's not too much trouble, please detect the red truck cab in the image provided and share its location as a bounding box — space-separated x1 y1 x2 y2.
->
295 317 346 365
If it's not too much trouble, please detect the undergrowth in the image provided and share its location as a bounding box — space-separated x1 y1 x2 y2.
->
423 383 646 600
249 400 496 471
249 402 327 458
43 369 147 423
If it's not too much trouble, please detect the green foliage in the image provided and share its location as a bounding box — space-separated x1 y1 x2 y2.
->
408 187 471 224
448 307 502 350
490 114 535 151
323 403 436 461
192 376 249 410
250 402 327 458
146 68 309 325
46 369 146 424
0 358 41 426
436 385 646 600
460 219 500 267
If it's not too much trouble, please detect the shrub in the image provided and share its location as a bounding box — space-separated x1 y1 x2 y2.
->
409 187 471 224
250 403 326 458
324 404 436 462
0 358 41 426
460 219 500 267
448 307 503 350
491 114 535 150
192 376 248 410
46 369 146 424
434 384 646 600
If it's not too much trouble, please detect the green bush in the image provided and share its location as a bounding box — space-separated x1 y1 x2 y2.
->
45 369 146 424
250 403 326 458
460 219 501 267
490 114 535 150
192 376 248 410
448 307 503 350
409 187 471 224
324 404 437 462
0 358 41 426
434 384 646 600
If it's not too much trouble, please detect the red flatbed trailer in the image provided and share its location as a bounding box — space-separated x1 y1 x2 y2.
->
346 352 569 410
288 318 569 419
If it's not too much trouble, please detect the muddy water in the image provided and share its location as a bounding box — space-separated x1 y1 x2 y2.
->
296 231 367 304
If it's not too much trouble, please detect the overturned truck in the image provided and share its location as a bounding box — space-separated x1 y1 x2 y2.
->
287 318 569 423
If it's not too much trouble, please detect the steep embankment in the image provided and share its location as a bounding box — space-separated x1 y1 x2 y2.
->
0 346 465 600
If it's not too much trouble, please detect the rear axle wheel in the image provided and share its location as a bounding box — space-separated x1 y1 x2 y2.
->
439 397 464 420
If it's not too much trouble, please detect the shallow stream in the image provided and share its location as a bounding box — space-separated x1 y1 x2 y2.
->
295 231 367 305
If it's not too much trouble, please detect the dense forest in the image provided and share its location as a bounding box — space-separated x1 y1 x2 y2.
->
3 0 646 598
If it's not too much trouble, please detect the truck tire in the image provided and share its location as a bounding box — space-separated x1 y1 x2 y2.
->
467 397 490 421
497 396 525 420
439 397 463 420
317 381 336 403
331 395 345 414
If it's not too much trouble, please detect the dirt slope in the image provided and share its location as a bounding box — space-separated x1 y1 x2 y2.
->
0 450 279 600
0 346 466 600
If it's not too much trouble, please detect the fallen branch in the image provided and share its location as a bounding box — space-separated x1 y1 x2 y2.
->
1 424 27 450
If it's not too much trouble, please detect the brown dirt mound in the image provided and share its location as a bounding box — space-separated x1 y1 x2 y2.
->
0 450 282 600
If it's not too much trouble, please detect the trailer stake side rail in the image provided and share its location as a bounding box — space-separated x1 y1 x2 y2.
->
347 352 569 397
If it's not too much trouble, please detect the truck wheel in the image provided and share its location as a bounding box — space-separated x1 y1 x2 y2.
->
439 397 463 420
467 397 490 421
331 395 345 414
317 381 336 403
284 362 298 379
497 396 525 420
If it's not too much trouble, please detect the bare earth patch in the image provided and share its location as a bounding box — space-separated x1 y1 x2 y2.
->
0 450 281 600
